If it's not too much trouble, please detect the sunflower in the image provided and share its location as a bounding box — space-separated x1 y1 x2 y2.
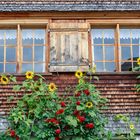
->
25 71 34 79
137 58 140 65
0 76 9 85
129 124 134 130
75 70 83 79
48 83 57 92
86 102 93 108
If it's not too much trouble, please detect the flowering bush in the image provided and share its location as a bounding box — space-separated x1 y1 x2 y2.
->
0 70 108 140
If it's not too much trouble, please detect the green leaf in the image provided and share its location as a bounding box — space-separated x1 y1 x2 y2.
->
89 111 96 117
93 76 99 81
66 116 78 127
76 105 85 111
10 76 17 82
13 85 21 91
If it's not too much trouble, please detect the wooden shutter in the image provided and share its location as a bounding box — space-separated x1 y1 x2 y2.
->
49 22 89 72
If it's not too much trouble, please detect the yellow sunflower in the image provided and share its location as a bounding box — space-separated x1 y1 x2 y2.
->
25 71 34 79
86 102 93 108
0 76 9 85
48 83 57 92
137 58 140 65
129 124 135 130
75 70 83 79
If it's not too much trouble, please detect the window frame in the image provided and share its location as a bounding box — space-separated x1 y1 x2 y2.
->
0 22 49 74
89 21 140 72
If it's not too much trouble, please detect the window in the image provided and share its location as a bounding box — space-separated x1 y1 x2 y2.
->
0 26 47 73
91 27 140 72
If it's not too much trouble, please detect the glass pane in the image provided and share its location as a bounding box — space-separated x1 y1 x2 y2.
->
95 62 104 72
22 30 33 45
23 47 32 61
34 46 45 61
92 29 102 44
104 29 114 44
22 64 33 72
121 62 132 71
6 48 16 62
5 64 16 73
0 47 4 61
94 46 103 61
34 63 45 72
105 62 115 72
133 62 139 68
120 29 131 44
0 64 3 72
121 46 131 61
5 30 16 45
133 46 139 60
0 30 4 45
34 29 45 44
105 46 114 60
132 29 140 44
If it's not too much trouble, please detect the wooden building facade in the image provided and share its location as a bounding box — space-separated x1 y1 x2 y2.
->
0 0 140 135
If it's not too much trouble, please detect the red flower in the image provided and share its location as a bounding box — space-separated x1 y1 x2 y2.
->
55 137 60 140
56 109 64 115
60 101 66 107
45 118 59 125
16 136 20 140
75 92 81 97
76 101 81 105
77 116 85 123
85 123 94 129
73 110 80 116
55 129 61 135
10 130 16 137
83 89 90 96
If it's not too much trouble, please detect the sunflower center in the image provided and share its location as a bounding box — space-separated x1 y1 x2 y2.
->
2 77 7 82
51 85 54 89
28 73 32 76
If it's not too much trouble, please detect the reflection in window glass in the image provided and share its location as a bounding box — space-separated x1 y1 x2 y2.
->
22 64 33 72
95 62 104 72
34 46 45 61
6 48 16 62
5 64 16 73
0 47 4 61
5 30 17 45
94 46 103 61
34 64 45 72
105 47 114 60
120 29 131 44
23 47 32 61
121 47 131 61
34 29 45 44
105 62 115 72
121 62 132 71
133 46 139 60
22 30 33 45
0 64 3 72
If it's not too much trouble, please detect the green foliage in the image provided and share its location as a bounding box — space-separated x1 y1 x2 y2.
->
0 71 109 140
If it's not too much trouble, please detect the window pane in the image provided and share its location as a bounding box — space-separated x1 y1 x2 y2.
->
132 29 140 44
5 30 16 45
6 48 16 62
0 64 3 72
92 29 102 44
104 29 114 44
95 62 104 72
5 64 16 73
0 30 4 45
105 46 114 60
34 64 45 72
22 64 33 72
121 62 132 71
0 47 4 61
22 30 33 45
34 29 45 44
133 46 139 60
94 46 103 61
34 46 45 61
121 46 131 61
120 29 131 44
105 62 115 72
23 47 32 61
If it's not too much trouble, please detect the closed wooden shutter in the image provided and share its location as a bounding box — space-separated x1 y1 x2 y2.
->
49 22 89 72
